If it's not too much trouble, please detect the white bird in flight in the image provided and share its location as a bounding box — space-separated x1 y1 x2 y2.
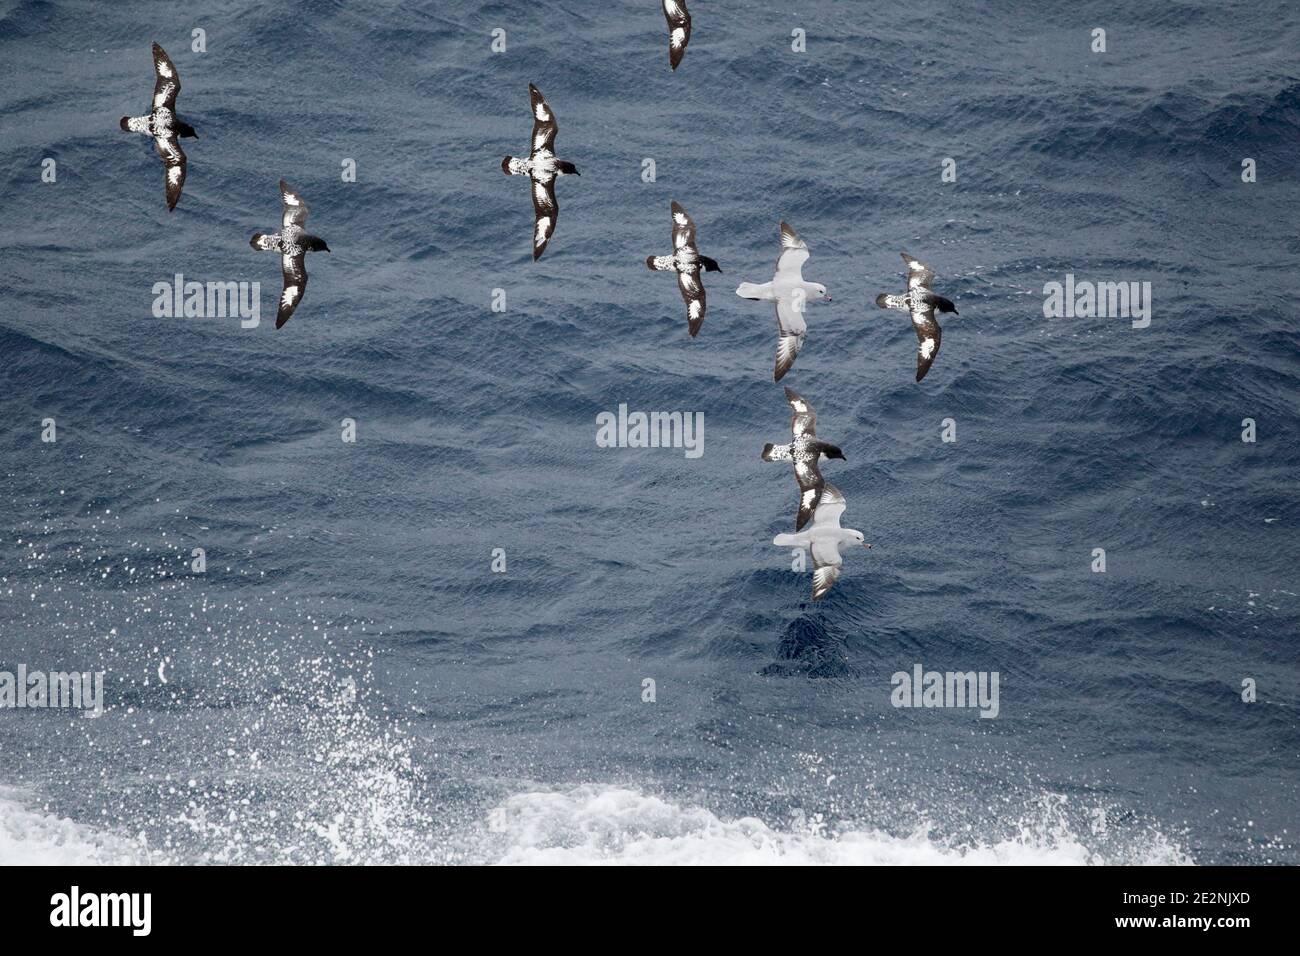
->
736 221 830 381
773 484 870 600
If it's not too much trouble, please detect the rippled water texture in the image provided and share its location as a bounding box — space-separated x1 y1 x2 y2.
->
1 0 1297 864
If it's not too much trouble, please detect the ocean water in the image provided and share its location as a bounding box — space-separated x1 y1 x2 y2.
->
1 0 1297 865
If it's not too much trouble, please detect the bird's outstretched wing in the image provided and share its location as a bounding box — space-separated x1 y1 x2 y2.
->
151 43 180 111
276 253 308 329
280 180 310 230
811 560 842 601
913 312 942 382
529 83 558 155
531 178 558 260
901 251 934 291
677 268 706 337
811 484 846 529
793 458 826 532
774 331 803 382
775 221 809 279
662 0 692 70
671 200 697 251
154 130 186 211
784 386 817 438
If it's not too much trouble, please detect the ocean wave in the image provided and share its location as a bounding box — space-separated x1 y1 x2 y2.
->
0 788 165 865
1 781 1193 867
2 0 1296 868
474 785 1193 866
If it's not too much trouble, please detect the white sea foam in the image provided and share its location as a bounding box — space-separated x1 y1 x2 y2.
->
479 785 1193 867
1 779 1193 867
0 788 164 865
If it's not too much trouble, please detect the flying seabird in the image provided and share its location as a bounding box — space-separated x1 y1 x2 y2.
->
736 221 831 381
773 484 871 600
501 84 580 260
250 180 330 329
761 386 847 531
646 201 721 337
661 1 692 70
875 252 958 382
119 43 197 211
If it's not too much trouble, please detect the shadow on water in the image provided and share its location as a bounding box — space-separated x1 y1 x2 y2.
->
761 611 857 680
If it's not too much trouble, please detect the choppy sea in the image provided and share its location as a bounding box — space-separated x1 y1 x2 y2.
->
1 0 1297 864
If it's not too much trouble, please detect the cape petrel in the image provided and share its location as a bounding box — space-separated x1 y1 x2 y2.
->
875 252 958 382
119 43 197 211
501 84 580 260
646 201 721 337
250 180 330 329
762 386 847 532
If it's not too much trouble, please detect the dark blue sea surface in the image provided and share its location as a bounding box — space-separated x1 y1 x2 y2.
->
1 0 1297 863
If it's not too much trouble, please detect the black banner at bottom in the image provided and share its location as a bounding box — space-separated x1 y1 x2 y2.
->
6 865 1292 941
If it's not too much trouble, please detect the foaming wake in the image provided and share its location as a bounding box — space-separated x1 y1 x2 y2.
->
0 787 165 865
474 785 1194 866
2 778 1195 866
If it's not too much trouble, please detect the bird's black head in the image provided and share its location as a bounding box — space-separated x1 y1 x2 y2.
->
700 255 722 273
824 445 847 461
934 295 958 315
304 236 330 253
176 121 198 139
557 160 580 176
118 116 131 131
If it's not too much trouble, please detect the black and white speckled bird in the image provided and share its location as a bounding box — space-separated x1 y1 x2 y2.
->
119 43 197 211
875 252 959 382
661 0 692 70
761 386 847 532
501 84 580 260
250 180 330 329
645 201 721 337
